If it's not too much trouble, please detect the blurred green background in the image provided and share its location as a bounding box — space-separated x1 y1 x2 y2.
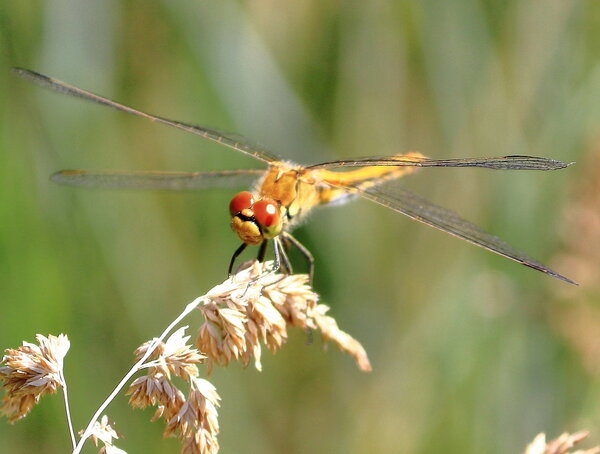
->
2 1 600 453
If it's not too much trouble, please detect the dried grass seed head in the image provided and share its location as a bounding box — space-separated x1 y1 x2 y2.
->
196 260 371 372
134 327 205 380
0 334 70 422
126 372 186 419
84 414 123 448
164 378 221 454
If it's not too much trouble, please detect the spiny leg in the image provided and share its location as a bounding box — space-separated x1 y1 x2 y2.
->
275 237 293 275
237 239 293 296
228 243 248 275
255 239 291 276
282 232 314 283
249 239 283 284
256 238 291 279
242 238 286 294
257 240 268 263
271 237 283 274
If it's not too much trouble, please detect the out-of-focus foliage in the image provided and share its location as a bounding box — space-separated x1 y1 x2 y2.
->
1 1 600 453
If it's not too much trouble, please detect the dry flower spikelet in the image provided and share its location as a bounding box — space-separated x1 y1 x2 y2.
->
524 431 600 454
165 378 221 454
313 305 372 372
140 327 206 381
127 372 186 422
197 260 371 372
126 327 220 454
83 414 127 454
0 334 70 422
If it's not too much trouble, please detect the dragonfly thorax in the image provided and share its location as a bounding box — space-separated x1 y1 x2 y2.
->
229 191 284 245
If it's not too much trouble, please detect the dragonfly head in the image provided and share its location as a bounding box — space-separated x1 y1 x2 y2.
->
229 191 283 245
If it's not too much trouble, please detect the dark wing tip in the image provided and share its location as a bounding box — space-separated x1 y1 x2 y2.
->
525 261 578 285
551 160 572 170
50 170 77 184
12 67 44 79
12 68 58 89
545 270 578 286
549 159 575 170
503 155 573 170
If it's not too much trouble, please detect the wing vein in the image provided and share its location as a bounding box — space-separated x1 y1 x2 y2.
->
354 183 576 284
13 68 278 164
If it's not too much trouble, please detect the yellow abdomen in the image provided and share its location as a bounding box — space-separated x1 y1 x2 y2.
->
256 152 424 229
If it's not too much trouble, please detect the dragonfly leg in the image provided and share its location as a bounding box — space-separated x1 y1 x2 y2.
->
275 237 293 275
234 238 294 298
240 238 284 296
257 240 268 263
282 232 314 283
228 243 248 275
253 239 291 275
271 237 283 274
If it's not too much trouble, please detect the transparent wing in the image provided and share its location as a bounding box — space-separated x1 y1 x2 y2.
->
355 182 575 285
51 169 264 191
308 155 572 171
13 68 279 164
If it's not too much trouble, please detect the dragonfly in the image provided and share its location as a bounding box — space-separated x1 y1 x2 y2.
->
13 68 576 285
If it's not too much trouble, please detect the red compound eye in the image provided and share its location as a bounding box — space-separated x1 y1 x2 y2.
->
229 191 254 215
253 199 280 227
